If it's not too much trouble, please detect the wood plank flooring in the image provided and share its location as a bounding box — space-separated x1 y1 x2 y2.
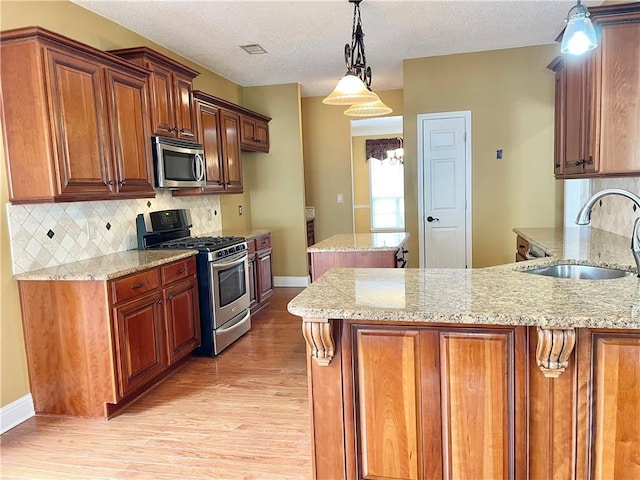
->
1 288 311 480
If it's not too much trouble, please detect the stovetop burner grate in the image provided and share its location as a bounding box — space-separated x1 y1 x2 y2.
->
154 235 244 252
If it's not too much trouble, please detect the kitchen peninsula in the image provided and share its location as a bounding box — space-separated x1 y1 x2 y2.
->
308 232 409 281
288 226 640 480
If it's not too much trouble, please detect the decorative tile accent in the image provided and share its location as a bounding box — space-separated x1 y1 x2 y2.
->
6 190 222 274
590 177 640 238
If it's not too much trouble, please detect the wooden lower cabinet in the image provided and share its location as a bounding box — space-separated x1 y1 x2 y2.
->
247 232 274 314
308 321 527 479
18 256 200 418
306 321 640 479
310 246 407 282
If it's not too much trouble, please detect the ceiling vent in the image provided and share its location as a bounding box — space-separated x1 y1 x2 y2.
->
240 44 267 55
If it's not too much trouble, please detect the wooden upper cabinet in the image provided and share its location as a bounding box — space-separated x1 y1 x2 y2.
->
240 113 270 152
108 47 199 141
105 68 154 194
550 4 640 178
44 47 113 197
220 109 244 192
196 99 225 192
0 27 154 203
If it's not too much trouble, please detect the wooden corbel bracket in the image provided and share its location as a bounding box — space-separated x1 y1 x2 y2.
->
535 327 576 378
302 319 335 366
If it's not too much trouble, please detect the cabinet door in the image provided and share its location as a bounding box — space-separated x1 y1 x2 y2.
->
255 119 269 152
575 329 640 480
105 68 154 194
113 291 166 397
174 72 197 140
220 110 243 192
146 61 176 138
248 252 258 310
257 249 273 303
562 57 589 175
44 47 113 197
196 101 225 192
351 326 526 480
553 68 565 176
239 115 256 148
597 21 640 174
163 278 200 364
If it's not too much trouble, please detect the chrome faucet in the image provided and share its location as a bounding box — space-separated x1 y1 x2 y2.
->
575 188 640 277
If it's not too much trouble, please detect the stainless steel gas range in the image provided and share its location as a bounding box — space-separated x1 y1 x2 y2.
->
137 209 250 356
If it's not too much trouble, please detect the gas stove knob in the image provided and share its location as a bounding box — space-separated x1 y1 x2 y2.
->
217 251 224 258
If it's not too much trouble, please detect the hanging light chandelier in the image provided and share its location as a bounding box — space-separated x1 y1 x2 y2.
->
323 0 392 117
560 0 597 55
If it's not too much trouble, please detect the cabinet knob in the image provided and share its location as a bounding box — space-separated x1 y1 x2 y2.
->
555 163 561 168
575 159 586 166
167 295 173 301
119 180 126 186
108 180 115 186
157 299 163 305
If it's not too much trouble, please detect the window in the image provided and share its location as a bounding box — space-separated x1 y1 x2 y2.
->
369 158 404 231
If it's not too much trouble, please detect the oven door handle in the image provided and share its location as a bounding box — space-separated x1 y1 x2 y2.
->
211 252 248 268
217 309 251 333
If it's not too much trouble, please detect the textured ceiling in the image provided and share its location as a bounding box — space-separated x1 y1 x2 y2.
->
72 0 603 97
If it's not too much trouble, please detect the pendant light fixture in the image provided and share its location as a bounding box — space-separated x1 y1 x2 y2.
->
344 92 393 117
323 0 391 117
560 0 597 55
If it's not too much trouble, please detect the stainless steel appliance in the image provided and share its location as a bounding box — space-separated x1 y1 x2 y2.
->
137 209 250 356
152 136 206 188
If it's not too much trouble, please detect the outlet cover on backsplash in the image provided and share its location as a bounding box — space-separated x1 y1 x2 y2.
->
590 177 640 238
6 191 222 274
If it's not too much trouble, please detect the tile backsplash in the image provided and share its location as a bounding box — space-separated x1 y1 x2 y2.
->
590 177 640 238
7 191 221 274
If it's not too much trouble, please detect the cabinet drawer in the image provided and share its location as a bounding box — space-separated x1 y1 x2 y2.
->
256 234 271 251
111 269 160 304
247 238 256 254
161 257 196 285
516 236 529 258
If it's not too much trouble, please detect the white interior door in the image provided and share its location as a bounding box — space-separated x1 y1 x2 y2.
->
419 113 471 268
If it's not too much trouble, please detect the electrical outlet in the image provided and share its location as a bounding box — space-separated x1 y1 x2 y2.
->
238 205 243 215
207 209 213 221
86 221 97 240
337 193 343 204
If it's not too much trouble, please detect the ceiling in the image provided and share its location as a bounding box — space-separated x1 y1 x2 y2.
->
72 0 603 98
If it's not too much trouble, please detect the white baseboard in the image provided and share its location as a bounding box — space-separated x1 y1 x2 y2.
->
1 394 34 434
274 276 309 287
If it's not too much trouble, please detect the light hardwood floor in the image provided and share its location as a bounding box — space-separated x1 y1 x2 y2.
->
1 288 311 480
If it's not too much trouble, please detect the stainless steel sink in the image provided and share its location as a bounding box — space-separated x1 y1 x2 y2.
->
522 264 634 280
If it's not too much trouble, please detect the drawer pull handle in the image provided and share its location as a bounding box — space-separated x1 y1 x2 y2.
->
131 282 146 289
176 268 186 274
519 245 526 249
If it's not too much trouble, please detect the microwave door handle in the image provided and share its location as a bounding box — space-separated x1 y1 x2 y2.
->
195 154 205 181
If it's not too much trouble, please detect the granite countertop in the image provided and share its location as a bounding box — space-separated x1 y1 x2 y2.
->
289 227 640 329
308 232 409 253
15 250 197 281
205 228 271 240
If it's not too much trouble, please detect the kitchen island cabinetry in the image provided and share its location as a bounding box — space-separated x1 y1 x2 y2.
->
109 47 199 141
0 27 155 203
309 233 409 281
289 226 640 479
17 252 200 418
549 3 640 178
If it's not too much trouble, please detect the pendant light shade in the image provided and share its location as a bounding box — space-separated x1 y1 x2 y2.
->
344 93 392 117
322 74 379 105
561 0 597 55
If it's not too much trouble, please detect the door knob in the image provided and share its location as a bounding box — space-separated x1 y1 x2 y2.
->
427 216 439 223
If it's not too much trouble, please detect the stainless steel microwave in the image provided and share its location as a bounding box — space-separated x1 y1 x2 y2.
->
152 136 205 188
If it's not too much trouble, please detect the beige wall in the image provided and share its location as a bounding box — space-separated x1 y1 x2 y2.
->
301 89 403 242
0 0 242 408
404 46 564 268
242 84 308 277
